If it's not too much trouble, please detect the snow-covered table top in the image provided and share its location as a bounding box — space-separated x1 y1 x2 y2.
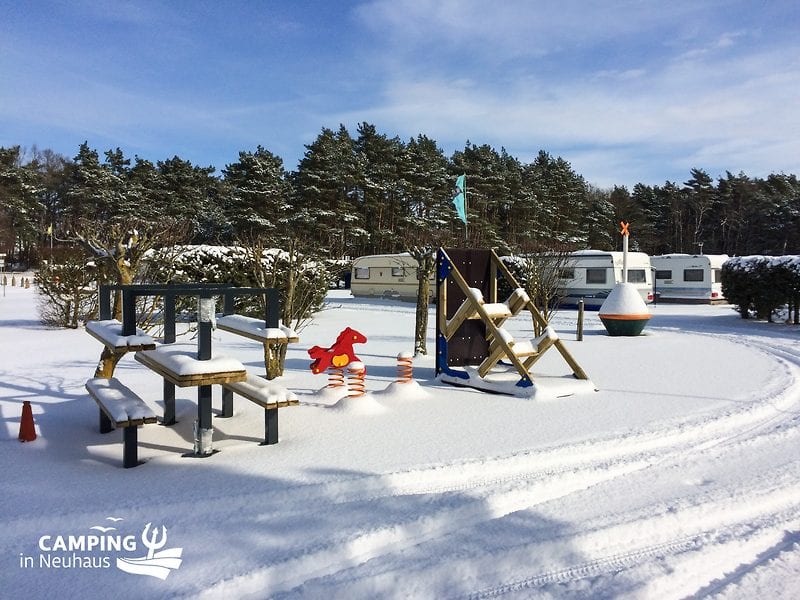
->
135 343 246 387
216 314 299 343
86 320 156 351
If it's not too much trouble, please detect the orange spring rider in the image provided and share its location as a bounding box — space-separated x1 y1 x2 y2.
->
347 362 366 398
327 366 345 388
396 352 413 383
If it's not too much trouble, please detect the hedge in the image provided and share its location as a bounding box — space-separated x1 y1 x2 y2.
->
721 255 800 322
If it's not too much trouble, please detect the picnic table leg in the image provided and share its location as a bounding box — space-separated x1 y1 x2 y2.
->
123 426 139 468
194 384 213 456
262 407 278 445
197 385 213 430
99 410 113 434
221 387 234 418
162 380 176 425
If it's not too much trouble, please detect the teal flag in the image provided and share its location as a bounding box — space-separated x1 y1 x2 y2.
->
452 174 467 224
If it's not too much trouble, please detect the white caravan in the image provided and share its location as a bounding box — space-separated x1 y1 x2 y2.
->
350 253 434 301
558 250 654 309
651 254 729 303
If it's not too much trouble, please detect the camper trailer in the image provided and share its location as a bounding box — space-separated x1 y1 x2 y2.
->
558 250 654 309
651 254 729 303
350 253 434 301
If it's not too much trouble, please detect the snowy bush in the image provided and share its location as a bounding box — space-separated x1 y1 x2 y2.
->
35 251 98 328
142 244 331 328
722 256 800 322
499 253 571 327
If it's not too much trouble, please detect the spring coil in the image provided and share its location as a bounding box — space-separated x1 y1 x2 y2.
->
347 362 366 398
396 352 414 383
327 367 345 388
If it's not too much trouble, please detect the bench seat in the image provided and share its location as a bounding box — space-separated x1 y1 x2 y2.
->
222 373 298 445
216 315 299 344
85 377 158 468
86 320 156 352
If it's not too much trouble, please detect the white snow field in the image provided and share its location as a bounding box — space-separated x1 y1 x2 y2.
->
2 284 799 599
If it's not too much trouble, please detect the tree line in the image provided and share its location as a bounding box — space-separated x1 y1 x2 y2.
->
2 122 800 270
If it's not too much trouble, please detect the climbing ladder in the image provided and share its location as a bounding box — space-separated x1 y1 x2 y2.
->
436 248 589 389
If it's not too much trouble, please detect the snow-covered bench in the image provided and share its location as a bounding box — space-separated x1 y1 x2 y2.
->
222 373 299 445
86 319 156 352
85 377 158 468
215 314 299 380
86 319 157 379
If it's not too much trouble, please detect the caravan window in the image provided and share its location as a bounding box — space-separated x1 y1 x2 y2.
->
354 267 370 279
391 267 405 277
684 269 704 282
655 269 672 280
558 268 575 280
627 269 646 283
713 269 722 283
586 268 607 284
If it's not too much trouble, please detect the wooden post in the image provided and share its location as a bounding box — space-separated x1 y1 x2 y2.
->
577 299 584 341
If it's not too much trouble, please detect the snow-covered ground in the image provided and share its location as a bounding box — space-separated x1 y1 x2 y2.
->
2 284 799 599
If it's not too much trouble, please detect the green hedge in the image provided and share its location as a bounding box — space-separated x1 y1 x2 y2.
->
721 256 800 322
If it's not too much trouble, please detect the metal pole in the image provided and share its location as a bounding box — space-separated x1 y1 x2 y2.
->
121 289 136 335
163 293 176 343
197 295 214 361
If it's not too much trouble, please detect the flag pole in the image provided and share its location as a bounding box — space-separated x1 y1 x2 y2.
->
464 178 468 243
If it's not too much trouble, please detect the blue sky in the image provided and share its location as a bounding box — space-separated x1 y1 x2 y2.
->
2 0 798 188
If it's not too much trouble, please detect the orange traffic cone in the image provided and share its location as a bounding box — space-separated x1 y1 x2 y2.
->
18 401 37 442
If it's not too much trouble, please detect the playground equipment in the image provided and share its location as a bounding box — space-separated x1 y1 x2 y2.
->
308 327 367 374
347 362 367 398
326 367 345 389
436 248 590 393
396 352 414 383
599 222 651 336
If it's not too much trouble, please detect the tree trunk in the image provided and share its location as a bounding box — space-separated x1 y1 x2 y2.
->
94 347 124 378
413 252 435 356
264 342 288 379
414 275 430 355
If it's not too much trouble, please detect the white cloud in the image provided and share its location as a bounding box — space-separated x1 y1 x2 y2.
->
334 2 800 187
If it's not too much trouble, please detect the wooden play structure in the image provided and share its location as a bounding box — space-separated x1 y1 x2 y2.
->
436 248 590 392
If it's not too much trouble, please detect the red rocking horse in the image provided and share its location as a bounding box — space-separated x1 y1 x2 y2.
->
308 327 367 374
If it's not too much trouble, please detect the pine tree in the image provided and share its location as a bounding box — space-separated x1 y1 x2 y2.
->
295 125 363 257
222 145 291 243
354 122 410 255
0 146 44 266
154 156 223 242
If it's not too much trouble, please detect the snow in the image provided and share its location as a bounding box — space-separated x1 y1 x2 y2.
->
215 314 298 341
599 282 651 316
85 319 155 349
85 378 157 423
223 373 297 406
2 285 800 598
136 344 246 377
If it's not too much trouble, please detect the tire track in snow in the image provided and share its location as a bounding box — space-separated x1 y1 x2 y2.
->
184 328 800 597
465 504 800 599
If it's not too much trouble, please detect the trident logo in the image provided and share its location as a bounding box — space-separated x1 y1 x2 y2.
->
141 522 168 559
117 521 183 579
